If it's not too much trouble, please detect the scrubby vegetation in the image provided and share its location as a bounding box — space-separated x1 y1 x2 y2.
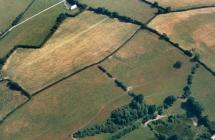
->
73 94 158 139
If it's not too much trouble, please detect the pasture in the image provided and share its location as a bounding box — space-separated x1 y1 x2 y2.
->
79 0 157 23
100 30 193 105
0 81 27 120
0 1 73 59
146 0 215 10
149 8 215 71
192 66 215 120
0 67 130 140
3 11 139 93
120 127 156 140
0 0 32 31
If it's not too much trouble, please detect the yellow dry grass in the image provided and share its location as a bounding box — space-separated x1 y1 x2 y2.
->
146 0 215 9
149 8 215 70
149 8 215 35
3 11 139 93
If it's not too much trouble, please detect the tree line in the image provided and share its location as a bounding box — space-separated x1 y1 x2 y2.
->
73 94 159 139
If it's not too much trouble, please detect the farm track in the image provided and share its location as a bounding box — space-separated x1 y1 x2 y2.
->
0 27 141 125
0 0 64 39
0 0 36 40
1 1 215 139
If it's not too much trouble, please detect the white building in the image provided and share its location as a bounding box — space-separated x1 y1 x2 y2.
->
64 0 77 10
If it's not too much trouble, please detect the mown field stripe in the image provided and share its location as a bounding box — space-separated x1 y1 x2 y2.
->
0 27 141 125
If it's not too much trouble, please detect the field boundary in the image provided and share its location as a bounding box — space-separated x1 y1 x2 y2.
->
84 5 215 76
0 27 141 125
0 0 36 40
0 0 64 40
168 5 215 13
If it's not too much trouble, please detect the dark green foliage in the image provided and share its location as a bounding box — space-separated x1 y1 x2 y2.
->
198 116 209 127
173 61 182 69
159 33 170 41
163 96 177 108
208 121 215 134
191 54 200 62
184 50 193 57
196 132 212 140
181 97 204 118
182 86 191 98
87 7 144 26
7 81 31 99
114 80 127 91
66 0 77 5
73 94 157 138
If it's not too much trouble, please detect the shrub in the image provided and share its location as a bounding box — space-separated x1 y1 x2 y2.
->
163 96 177 108
173 61 182 69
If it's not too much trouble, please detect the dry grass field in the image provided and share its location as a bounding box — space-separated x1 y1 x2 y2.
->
80 0 157 23
0 67 130 140
0 81 27 120
146 0 215 9
149 8 215 70
3 11 139 93
100 30 193 105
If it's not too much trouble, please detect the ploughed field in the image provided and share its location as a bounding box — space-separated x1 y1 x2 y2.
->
149 8 215 71
3 11 139 93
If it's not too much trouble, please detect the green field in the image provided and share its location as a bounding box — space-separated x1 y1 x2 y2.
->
0 0 32 31
0 81 27 120
101 30 193 105
151 117 208 139
0 67 131 140
0 0 74 59
192 66 215 121
120 127 156 140
80 0 157 23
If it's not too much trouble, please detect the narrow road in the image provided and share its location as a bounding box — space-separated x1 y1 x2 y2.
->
144 115 166 127
0 0 65 39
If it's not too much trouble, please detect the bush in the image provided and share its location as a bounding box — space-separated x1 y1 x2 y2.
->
163 96 177 108
173 61 182 69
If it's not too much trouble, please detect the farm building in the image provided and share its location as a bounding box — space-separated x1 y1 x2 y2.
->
64 0 78 10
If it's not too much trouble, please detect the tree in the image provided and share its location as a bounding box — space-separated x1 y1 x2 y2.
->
182 97 204 117
173 61 182 69
208 121 215 133
182 86 191 98
148 105 157 114
163 96 177 108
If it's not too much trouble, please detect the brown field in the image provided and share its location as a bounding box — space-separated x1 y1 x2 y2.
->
149 8 215 70
100 30 193 105
146 0 215 9
0 81 27 120
3 11 139 93
0 67 130 140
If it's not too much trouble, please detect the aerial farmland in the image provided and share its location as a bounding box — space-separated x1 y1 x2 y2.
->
0 0 215 140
